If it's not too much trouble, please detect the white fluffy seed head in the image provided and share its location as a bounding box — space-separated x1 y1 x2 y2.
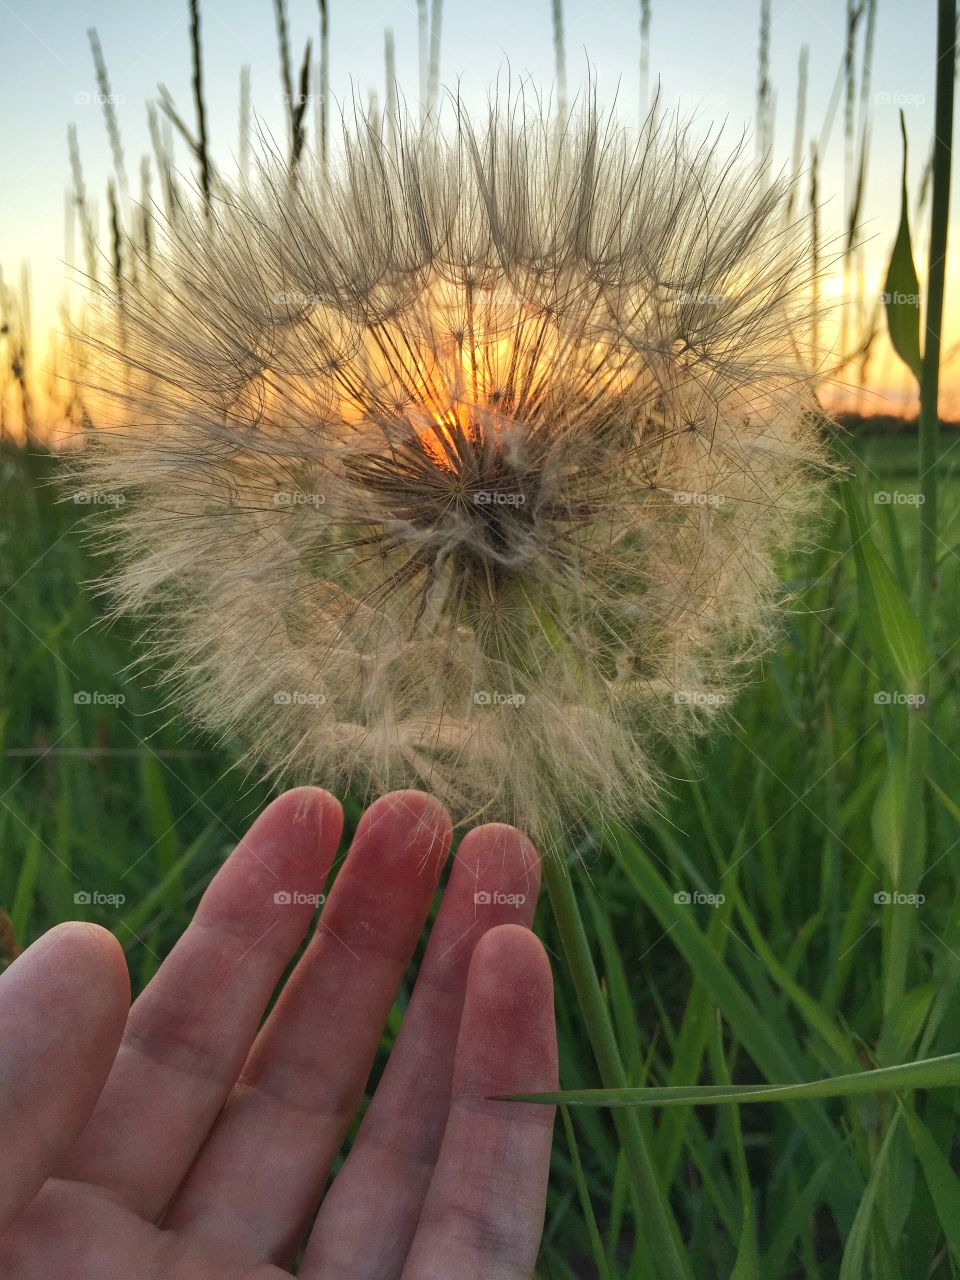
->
72 91 829 848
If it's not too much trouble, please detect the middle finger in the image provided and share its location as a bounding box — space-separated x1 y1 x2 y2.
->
162 789 451 1265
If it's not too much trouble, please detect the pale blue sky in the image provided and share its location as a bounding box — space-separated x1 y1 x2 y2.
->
0 0 953 412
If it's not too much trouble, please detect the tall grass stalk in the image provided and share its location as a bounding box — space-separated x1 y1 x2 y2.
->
384 29 398 155
638 0 651 125
239 65 251 182
883 0 954 1024
318 0 329 171
417 0 428 108
551 0 567 121
755 0 773 167
918 0 955 629
189 0 212 212
427 0 442 112
88 29 128 202
67 125 98 284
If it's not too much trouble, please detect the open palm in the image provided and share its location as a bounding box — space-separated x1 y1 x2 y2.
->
0 789 557 1279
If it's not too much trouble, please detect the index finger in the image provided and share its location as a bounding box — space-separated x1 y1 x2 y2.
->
60 786 343 1219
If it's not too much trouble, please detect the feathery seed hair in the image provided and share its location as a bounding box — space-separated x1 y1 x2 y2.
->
74 90 827 847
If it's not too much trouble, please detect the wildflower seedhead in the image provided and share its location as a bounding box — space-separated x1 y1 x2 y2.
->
75 91 827 846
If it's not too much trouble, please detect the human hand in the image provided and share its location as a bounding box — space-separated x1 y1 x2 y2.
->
0 789 557 1279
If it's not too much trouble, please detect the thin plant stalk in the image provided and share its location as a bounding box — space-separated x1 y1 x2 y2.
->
189 0 212 214
551 0 567 121
318 0 329 172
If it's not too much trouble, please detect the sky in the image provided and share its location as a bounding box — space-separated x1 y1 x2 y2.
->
0 0 956 422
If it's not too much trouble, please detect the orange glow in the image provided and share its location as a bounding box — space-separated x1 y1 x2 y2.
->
419 410 466 468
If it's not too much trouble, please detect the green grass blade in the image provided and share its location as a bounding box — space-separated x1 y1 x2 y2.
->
903 1109 960 1264
841 482 926 691
882 112 922 381
838 1116 901 1280
560 1107 613 1280
710 1018 759 1280
508 1050 960 1106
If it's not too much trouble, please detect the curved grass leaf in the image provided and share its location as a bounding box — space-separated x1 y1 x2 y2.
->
883 112 923 381
507 1050 960 1106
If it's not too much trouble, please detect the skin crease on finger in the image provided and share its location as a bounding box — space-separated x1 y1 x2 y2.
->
0 789 558 1280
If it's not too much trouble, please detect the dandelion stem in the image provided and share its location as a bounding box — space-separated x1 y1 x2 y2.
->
541 853 692 1280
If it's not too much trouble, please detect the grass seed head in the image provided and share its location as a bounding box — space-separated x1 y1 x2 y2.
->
74 90 828 847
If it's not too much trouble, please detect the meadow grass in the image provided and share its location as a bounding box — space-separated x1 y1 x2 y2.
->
4 432 960 1278
2 2 958 1273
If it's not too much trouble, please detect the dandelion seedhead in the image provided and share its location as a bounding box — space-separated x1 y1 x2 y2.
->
75 89 827 847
